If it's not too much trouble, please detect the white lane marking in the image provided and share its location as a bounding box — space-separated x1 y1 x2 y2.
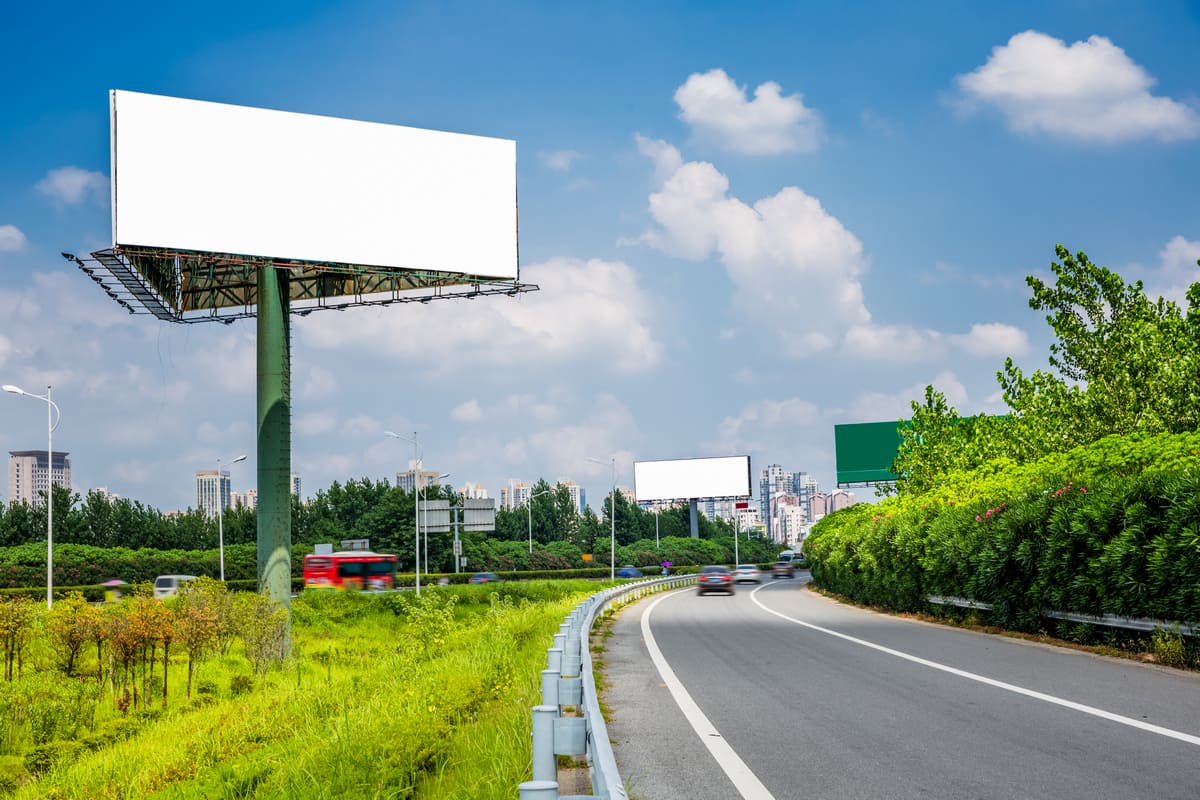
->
642 590 777 800
749 584 1200 748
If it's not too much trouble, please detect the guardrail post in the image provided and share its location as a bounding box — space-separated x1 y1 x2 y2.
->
541 668 561 707
532 705 558 782
518 779 558 799
547 647 563 673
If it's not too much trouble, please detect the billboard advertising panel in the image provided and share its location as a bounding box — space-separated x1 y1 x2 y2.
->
634 456 752 502
110 90 517 279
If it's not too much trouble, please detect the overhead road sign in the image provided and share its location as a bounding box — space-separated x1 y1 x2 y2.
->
834 421 904 486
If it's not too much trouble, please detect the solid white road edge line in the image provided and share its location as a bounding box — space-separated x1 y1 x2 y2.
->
749 584 1200 748
642 590 777 800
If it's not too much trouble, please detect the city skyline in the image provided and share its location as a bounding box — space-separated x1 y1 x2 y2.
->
1 3 1196 515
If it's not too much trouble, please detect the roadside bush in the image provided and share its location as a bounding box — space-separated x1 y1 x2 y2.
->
806 430 1200 647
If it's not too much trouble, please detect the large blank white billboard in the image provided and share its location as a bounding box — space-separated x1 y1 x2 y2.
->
634 456 752 502
110 90 517 279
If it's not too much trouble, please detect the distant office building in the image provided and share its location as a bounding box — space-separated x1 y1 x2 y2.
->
8 450 71 506
291 474 302 499
396 468 444 494
196 469 232 518
90 486 120 501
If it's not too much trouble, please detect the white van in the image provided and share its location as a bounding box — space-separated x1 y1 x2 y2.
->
153 574 198 599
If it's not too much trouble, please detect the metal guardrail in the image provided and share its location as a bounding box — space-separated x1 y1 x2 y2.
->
519 575 696 799
926 595 1198 636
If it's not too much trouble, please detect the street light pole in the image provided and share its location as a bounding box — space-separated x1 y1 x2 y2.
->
385 430 422 595
216 454 247 581
587 456 617 580
3 384 61 609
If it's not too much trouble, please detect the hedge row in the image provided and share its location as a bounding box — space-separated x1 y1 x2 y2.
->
806 432 1200 633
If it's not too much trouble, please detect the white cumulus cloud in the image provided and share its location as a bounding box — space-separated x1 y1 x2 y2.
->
36 166 110 206
0 225 27 251
948 323 1030 358
636 136 868 356
451 399 484 423
299 257 663 373
1143 235 1200 306
675 68 823 154
956 30 1200 142
539 150 582 171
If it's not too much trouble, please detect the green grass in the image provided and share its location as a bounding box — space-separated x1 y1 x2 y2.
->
3 582 599 798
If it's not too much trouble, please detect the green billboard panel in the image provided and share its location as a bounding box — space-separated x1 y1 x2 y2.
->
834 421 905 486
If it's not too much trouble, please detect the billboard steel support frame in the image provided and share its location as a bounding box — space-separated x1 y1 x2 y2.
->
257 266 292 643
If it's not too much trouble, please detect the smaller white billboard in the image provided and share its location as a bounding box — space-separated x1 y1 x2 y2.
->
634 456 752 502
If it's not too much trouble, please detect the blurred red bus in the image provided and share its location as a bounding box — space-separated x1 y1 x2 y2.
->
303 551 398 591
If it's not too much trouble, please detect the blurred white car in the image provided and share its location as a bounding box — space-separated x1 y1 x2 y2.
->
733 564 761 584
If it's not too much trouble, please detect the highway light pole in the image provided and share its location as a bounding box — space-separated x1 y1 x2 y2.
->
216 454 247 581
386 430 422 595
3 384 60 609
587 456 616 580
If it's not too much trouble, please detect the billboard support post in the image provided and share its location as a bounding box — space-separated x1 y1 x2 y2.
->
689 499 699 539
257 266 292 631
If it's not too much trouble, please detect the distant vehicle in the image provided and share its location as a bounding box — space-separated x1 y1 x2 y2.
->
696 565 735 596
469 572 502 584
733 564 762 584
772 561 795 579
153 574 197 599
303 551 397 591
616 566 643 578
777 550 798 563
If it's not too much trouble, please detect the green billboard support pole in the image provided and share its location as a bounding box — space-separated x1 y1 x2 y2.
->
257 266 292 627
689 498 699 539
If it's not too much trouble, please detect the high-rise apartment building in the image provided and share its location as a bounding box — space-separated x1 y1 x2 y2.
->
460 482 489 500
231 489 258 510
196 469 232 518
501 481 531 510
396 468 445 494
561 481 586 514
8 450 71 506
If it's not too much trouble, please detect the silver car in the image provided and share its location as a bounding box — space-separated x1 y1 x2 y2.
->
733 564 761 584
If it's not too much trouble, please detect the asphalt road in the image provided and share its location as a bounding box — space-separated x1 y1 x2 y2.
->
603 575 1200 800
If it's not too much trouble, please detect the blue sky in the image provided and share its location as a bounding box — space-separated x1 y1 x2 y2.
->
2 1 1199 513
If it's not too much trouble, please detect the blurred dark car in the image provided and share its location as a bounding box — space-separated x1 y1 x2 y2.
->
771 561 795 579
616 566 643 578
696 565 735 596
468 572 502 584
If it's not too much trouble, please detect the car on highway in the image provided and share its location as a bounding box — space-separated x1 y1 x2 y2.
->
771 561 795 579
696 565 734 595
468 572 502 584
616 565 643 578
153 574 197 599
733 564 761 584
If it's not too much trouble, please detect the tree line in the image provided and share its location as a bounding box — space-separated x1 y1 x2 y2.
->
1 478 780 576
